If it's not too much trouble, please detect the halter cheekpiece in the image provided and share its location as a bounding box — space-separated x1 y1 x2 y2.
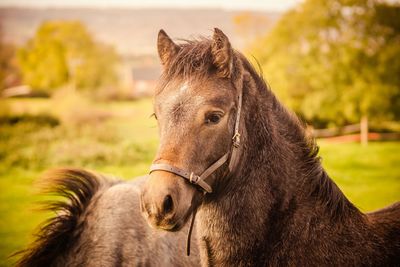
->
149 84 243 193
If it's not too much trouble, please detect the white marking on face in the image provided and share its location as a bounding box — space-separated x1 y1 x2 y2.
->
164 81 206 115
177 81 205 105
179 82 189 93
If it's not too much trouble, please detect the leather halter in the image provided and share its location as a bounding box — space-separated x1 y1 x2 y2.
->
148 82 243 256
149 85 243 193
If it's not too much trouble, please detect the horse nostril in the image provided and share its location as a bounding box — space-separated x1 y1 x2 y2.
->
162 195 174 214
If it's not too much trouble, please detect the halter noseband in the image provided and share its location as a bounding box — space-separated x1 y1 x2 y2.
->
149 85 243 193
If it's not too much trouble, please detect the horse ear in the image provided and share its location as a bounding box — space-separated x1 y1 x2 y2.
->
157 29 180 66
211 28 233 78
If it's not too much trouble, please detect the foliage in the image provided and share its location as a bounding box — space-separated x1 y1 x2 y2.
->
233 11 271 46
0 114 59 127
251 0 400 127
0 26 21 91
0 97 157 172
17 21 119 92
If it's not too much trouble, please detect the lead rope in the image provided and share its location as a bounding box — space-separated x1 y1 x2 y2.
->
186 208 198 256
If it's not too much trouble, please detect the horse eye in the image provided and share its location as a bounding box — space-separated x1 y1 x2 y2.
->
205 113 222 125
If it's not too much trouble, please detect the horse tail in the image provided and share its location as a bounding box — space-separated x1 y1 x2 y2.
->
14 168 117 267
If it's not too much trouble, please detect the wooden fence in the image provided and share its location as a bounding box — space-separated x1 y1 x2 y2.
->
309 123 400 143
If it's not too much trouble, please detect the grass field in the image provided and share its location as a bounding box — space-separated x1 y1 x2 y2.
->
0 96 399 266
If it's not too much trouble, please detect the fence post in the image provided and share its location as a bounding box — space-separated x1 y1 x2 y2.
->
360 115 368 146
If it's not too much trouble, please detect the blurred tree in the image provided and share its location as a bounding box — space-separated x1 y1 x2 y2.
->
251 0 400 137
233 11 271 46
0 25 21 91
17 21 119 92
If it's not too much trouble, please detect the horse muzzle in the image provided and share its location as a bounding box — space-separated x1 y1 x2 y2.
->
140 171 196 231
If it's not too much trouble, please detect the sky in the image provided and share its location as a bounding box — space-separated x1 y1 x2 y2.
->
0 0 301 11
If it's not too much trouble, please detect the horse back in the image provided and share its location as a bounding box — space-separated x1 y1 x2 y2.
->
16 169 200 267
367 201 400 266
63 175 200 266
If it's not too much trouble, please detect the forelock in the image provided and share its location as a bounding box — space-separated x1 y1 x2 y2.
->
167 38 214 79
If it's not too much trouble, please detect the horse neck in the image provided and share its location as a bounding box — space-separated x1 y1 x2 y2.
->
238 83 360 220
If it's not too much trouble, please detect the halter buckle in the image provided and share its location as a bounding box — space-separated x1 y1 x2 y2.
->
232 132 241 148
189 172 200 184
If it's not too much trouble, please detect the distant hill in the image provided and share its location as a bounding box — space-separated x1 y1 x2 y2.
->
0 7 280 57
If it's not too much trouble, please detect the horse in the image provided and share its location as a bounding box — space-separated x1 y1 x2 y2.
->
140 28 400 266
16 168 201 266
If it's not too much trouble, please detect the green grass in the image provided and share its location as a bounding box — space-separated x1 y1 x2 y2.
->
319 141 400 211
0 96 399 266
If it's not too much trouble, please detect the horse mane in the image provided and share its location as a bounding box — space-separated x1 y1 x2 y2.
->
15 168 117 267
